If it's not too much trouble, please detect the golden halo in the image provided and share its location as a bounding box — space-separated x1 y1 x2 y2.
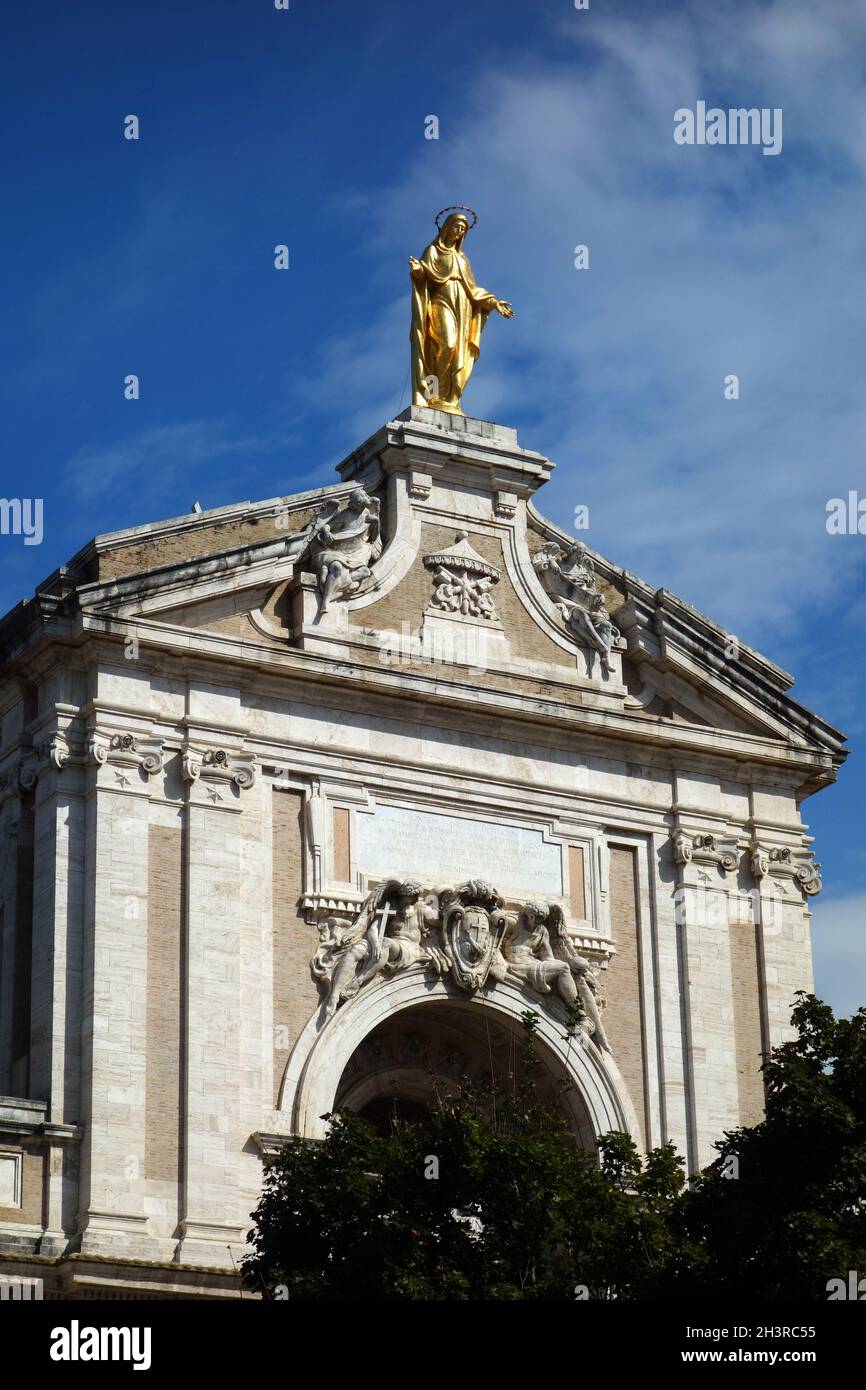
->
434 205 478 230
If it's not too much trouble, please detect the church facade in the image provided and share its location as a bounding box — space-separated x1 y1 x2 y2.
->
0 408 845 1298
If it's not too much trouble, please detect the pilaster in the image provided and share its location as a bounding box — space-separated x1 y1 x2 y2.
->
176 743 256 1268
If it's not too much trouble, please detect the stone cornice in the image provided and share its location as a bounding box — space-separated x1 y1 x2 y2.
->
525 502 846 766
70 614 841 785
0 1097 82 1145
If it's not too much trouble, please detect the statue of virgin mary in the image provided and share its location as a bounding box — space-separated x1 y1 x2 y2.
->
409 207 513 415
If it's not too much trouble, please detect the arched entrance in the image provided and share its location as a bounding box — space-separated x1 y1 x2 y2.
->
334 998 595 1145
280 974 641 1152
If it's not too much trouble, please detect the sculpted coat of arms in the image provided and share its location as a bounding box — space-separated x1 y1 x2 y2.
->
312 877 611 1052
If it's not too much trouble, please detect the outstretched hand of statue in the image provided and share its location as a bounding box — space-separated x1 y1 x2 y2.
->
495 300 514 317
408 256 425 281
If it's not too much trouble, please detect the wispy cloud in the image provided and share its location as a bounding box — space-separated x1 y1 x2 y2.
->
63 420 273 498
300 0 866 651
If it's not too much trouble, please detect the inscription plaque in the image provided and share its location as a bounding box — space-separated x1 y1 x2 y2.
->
355 804 563 898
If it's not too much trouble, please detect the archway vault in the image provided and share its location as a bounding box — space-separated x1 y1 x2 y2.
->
280 974 642 1150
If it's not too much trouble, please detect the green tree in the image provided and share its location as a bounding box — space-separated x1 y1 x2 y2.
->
242 996 866 1300
242 1014 685 1300
659 994 866 1299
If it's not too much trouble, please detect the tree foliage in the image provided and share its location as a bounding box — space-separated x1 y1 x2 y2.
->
658 993 866 1299
242 995 866 1300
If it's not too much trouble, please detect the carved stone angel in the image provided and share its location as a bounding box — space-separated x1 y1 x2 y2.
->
532 540 619 675
313 880 449 1019
500 900 611 1051
292 487 382 613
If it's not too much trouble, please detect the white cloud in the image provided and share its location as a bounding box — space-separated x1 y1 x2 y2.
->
303 0 866 652
811 893 866 1018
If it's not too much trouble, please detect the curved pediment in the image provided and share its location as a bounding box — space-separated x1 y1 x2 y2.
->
26 406 841 773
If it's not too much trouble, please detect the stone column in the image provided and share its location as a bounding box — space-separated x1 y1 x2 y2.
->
176 745 256 1268
238 775 272 1221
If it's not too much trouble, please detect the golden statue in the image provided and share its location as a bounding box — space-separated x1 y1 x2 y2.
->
409 206 513 415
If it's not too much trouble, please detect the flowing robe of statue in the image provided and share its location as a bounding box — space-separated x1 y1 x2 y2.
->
410 212 511 414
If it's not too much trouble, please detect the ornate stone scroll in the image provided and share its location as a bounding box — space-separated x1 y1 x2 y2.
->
88 731 165 779
311 876 611 1050
673 829 739 875
423 531 501 621
750 842 822 898
533 540 619 674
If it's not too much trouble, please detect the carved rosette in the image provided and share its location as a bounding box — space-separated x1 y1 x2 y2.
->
2 734 100 796
423 531 502 622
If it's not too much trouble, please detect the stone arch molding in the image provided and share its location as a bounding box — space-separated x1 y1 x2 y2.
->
280 975 642 1148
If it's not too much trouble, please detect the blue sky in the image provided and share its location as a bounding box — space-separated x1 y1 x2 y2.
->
1 0 863 1011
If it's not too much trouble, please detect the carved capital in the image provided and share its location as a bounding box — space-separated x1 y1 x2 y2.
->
183 745 257 792
34 732 73 773
750 841 822 899
89 731 165 779
0 754 39 803
672 829 693 865
182 748 203 783
18 760 38 793
673 830 739 875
